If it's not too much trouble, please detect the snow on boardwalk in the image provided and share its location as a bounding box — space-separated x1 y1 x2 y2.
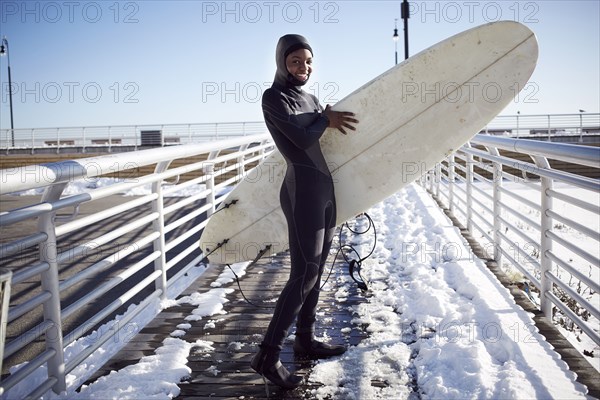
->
309 183 589 399
26 183 588 399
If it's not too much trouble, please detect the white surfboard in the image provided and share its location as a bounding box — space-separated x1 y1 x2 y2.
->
199 21 538 265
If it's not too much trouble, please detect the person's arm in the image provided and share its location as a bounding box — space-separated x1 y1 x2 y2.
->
262 90 329 150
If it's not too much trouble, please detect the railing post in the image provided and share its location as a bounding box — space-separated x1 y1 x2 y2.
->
38 183 68 394
465 146 474 234
151 161 171 300
82 127 87 153
427 166 434 193
448 154 455 214
0 268 12 375
31 128 35 155
435 163 441 198
532 155 554 318
205 150 219 217
488 146 503 264
237 144 249 182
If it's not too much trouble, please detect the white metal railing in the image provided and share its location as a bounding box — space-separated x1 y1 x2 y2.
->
0 134 274 398
422 134 600 349
2 114 598 152
482 112 600 137
0 121 268 151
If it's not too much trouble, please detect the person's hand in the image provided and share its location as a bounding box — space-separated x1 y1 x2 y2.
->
323 104 359 135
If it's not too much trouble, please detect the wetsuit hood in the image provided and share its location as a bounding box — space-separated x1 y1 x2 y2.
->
274 34 313 88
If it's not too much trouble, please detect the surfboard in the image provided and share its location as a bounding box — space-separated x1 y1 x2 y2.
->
199 20 538 265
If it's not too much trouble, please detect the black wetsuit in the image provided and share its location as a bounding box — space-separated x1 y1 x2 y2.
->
261 34 336 350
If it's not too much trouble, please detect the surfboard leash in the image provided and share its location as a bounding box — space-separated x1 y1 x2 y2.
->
226 245 276 309
321 213 376 292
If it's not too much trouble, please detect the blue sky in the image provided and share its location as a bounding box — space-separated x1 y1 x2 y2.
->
0 0 598 129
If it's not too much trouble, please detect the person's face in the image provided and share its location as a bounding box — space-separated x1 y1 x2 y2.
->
285 48 313 83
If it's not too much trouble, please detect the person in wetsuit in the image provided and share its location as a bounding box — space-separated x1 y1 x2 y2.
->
250 34 359 389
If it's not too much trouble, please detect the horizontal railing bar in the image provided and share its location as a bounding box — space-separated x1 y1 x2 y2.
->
472 171 493 185
547 188 599 214
8 290 52 323
463 147 600 191
10 261 49 285
3 320 55 358
165 221 206 254
0 348 56 394
470 193 494 216
61 251 160 321
55 194 157 237
545 231 600 267
500 170 541 188
546 251 600 294
59 232 159 292
497 230 542 276
469 181 493 201
23 376 59 400
545 291 600 347
214 176 241 192
472 134 600 168
160 176 210 197
497 215 540 249
0 233 47 258
498 186 541 212
165 242 201 272
64 271 162 348
162 190 210 216
55 213 158 265
546 210 599 243
546 272 600 321
164 202 212 235
501 203 542 232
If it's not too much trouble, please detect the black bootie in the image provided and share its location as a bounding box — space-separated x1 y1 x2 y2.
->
250 342 303 390
293 331 347 358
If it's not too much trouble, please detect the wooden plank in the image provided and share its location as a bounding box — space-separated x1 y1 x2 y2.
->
83 249 368 398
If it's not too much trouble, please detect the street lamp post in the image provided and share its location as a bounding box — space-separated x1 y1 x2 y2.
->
0 36 14 147
579 109 586 142
392 19 399 65
401 0 410 60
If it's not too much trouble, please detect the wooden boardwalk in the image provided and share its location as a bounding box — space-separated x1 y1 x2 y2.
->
88 251 368 399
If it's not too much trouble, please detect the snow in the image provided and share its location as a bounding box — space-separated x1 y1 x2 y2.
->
308 184 589 399
4 180 596 399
